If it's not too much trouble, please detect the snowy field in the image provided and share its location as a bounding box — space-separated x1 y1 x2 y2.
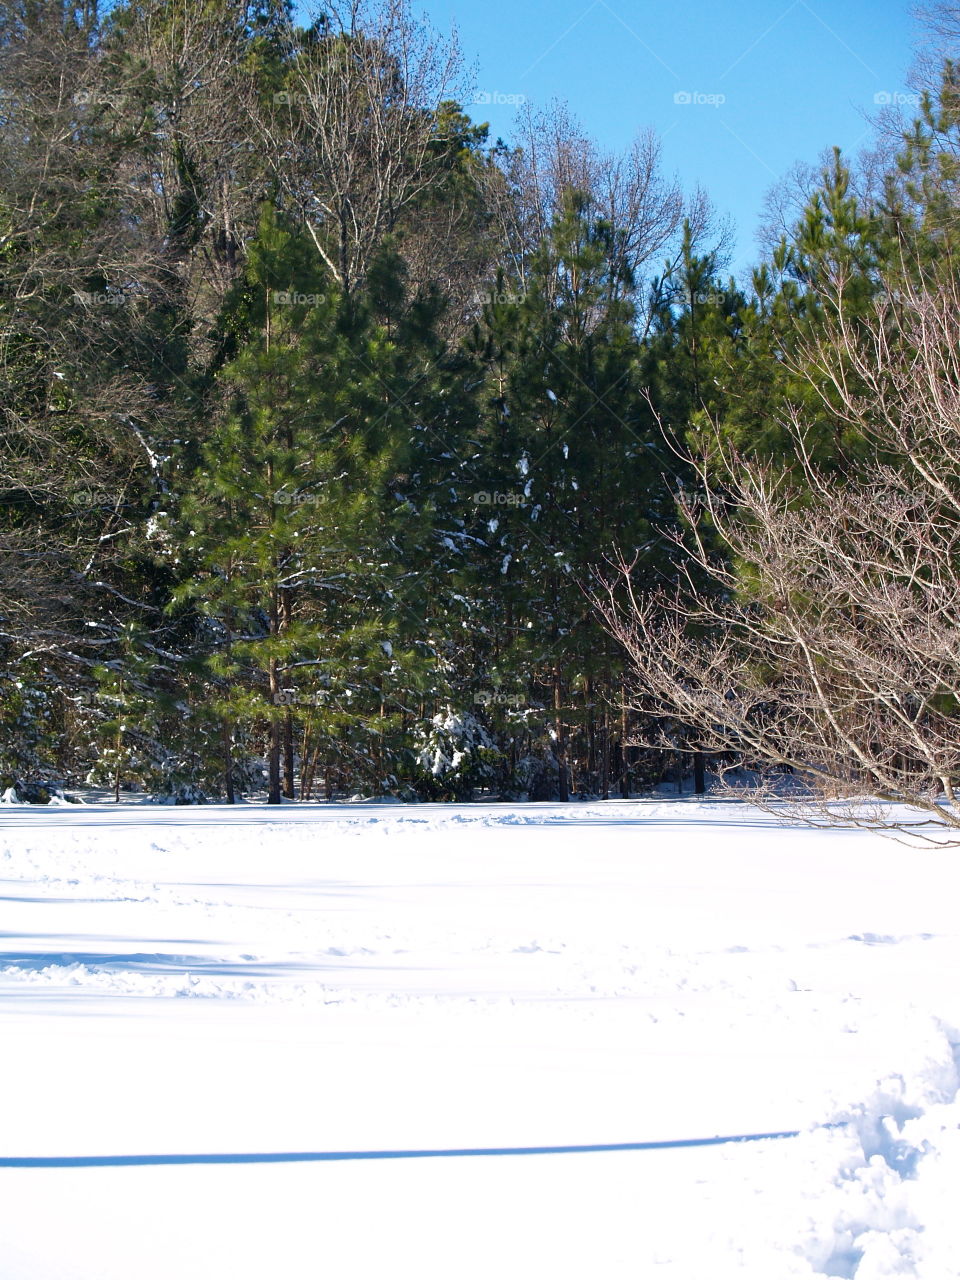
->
1 800 959 1280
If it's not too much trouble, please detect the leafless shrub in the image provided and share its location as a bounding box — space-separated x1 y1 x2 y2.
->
595 278 960 842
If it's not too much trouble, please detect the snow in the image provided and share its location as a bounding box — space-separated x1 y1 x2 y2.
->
0 799 959 1279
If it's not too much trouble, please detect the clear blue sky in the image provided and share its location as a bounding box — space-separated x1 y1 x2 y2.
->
418 0 919 278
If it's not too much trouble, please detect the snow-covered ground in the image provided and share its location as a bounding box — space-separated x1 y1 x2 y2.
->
0 800 958 1279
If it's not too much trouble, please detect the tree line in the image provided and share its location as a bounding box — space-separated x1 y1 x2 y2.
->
2 0 959 814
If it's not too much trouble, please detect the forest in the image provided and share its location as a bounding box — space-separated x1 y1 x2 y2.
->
3 0 960 811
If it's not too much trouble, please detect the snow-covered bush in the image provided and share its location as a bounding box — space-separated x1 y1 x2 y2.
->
411 708 503 800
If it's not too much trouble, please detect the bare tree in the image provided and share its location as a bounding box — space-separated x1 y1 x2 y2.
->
104 0 273 323
0 1 198 692
253 0 467 296
491 101 687 315
909 1 960 91
595 277 960 841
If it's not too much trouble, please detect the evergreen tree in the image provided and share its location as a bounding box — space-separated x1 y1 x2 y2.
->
460 191 681 797
173 209 455 800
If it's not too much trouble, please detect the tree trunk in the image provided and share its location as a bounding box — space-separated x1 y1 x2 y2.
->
280 585 295 799
600 705 610 800
554 666 569 802
693 750 706 796
302 744 322 801
619 705 630 798
222 720 235 804
586 676 596 788
114 677 123 803
283 709 295 799
267 653 281 805
222 602 236 803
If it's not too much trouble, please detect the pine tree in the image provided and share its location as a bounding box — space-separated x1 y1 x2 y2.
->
461 191 679 797
174 208 454 800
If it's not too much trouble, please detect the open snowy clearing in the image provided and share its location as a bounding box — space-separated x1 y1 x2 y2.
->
0 800 958 1279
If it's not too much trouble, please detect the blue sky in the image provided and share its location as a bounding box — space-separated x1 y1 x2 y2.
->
418 0 920 278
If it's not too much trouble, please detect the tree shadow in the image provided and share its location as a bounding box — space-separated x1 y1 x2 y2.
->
0 1127 830 1168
